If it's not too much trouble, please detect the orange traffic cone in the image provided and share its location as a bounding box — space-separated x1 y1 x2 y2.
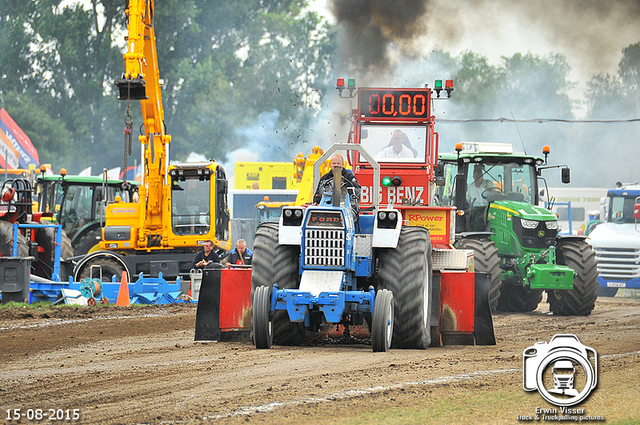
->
116 271 130 307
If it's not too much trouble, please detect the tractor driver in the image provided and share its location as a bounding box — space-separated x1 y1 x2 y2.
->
313 153 361 218
467 164 494 207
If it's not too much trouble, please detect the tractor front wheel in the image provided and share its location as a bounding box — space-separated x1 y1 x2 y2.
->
251 223 305 345
548 239 598 316
252 285 273 349
371 289 394 352
496 284 543 312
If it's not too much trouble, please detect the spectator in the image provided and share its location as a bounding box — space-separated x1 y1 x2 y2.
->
193 239 219 269
227 239 253 266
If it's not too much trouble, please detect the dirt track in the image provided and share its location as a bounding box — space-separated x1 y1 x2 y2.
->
0 297 639 425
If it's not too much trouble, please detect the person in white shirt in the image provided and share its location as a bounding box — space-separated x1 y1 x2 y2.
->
467 165 494 207
376 130 416 159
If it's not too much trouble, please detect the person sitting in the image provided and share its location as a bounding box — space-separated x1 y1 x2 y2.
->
467 165 494 207
193 239 220 269
313 153 361 219
376 130 416 159
466 165 495 231
226 239 253 266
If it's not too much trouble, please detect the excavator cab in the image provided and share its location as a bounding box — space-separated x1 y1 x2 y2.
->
168 162 231 242
171 176 211 236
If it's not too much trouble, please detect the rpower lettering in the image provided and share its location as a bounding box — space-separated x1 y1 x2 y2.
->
407 214 443 222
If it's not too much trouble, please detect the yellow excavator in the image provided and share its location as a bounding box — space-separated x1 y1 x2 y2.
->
73 0 231 282
253 147 331 230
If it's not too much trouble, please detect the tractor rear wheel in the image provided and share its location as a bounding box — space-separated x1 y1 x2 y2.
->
73 228 102 256
455 237 501 312
251 223 305 346
0 221 28 257
496 284 543 312
548 239 598 316
371 289 394 352
252 285 273 349
34 226 73 281
377 226 433 349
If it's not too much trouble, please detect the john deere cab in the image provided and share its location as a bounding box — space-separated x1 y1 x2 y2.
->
436 142 598 315
35 171 139 256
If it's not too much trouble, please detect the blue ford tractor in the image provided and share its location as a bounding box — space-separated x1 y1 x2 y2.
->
251 144 494 352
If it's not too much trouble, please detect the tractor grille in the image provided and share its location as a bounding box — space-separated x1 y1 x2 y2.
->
594 247 640 280
513 217 557 249
304 229 345 267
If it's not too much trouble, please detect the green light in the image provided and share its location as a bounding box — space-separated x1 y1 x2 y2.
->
382 176 392 187
347 78 356 87
435 79 443 89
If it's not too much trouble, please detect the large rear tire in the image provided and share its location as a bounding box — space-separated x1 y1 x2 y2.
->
73 228 102 256
251 223 305 345
0 221 28 257
34 226 73 281
496 283 543 312
377 226 433 349
548 239 598 316
455 237 501 312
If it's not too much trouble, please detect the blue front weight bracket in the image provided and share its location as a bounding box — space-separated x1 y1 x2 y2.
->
271 284 376 323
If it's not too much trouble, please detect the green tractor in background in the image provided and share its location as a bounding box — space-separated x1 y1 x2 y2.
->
436 142 598 315
35 172 139 256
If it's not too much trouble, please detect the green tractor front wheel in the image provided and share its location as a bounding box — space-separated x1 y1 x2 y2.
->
548 239 598 316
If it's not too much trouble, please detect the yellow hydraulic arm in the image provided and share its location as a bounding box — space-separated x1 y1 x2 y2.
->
115 0 170 248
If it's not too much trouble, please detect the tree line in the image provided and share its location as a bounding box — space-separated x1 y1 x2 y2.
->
0 0 638 185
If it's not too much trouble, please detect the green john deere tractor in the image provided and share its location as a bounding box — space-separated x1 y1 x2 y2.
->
35 173 139 256
436 142 598 316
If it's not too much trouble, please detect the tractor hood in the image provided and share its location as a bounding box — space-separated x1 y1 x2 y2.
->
489 200 557 221
587 222 640 249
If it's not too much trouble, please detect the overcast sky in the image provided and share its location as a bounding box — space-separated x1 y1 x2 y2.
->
312 0 640 116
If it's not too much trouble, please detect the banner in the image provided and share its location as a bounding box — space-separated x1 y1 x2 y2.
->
0 127 21 169
0 108 39 169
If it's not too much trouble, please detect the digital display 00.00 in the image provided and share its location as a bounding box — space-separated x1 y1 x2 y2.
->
359 89 430 119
